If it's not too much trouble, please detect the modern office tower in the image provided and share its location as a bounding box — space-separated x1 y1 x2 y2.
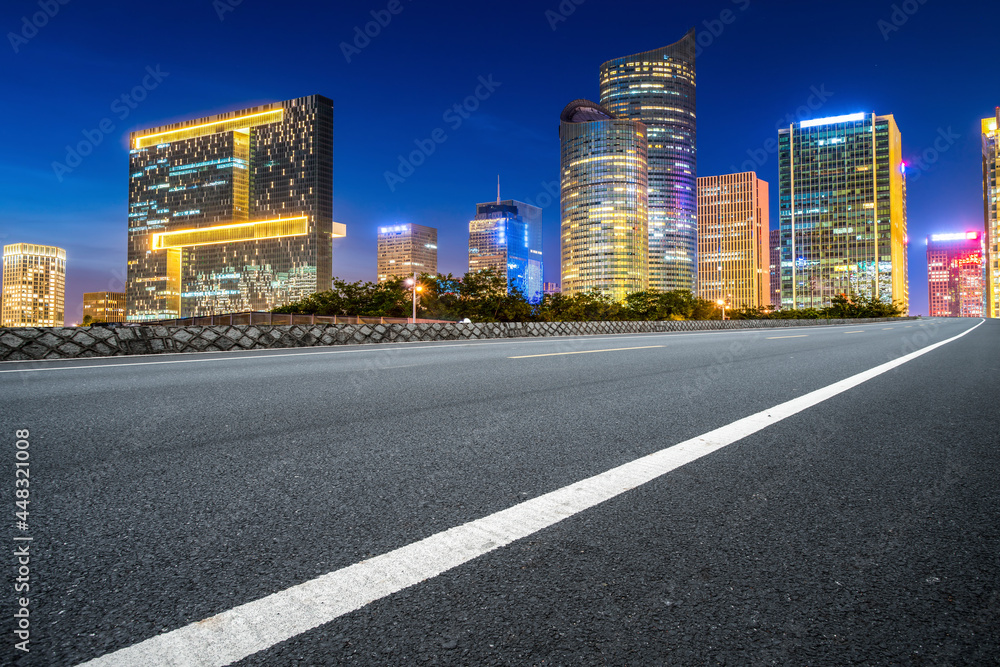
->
696 173 770 309
778 112 908 312
600 28 697 293
377 224 438 281
82 292 126 324
126 95 343 321
559 100 649 301
926 232 985 318
769 229 781 307
984 109 999 318
1 244 66 327
468 200 543 302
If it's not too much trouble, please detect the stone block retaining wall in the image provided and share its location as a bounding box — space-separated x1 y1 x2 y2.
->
0 317 916 362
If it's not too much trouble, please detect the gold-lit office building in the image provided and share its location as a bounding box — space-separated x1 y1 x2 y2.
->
697 173 770 309
2 243 66 327
83 291 126 324
126 95 345 320
559 99 648 301
377 224 438 282
779 113 908 312
599 29 697 293
983 109 999 318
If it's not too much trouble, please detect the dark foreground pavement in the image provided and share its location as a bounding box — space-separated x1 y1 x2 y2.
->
2 318 997 665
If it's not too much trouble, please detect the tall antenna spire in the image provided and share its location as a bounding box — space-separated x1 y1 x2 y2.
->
497 174 500 204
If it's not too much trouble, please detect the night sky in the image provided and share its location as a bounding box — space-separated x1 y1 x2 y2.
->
1 0 997 321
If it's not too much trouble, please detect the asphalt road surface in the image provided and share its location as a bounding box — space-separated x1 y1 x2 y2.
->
2 318 997 666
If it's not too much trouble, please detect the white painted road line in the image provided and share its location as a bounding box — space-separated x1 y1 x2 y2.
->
509 345 663 359
76 319 983 667
766 335 808 340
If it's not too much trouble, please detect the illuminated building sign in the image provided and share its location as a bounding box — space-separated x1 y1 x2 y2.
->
799 112 867 128
929 232 980 242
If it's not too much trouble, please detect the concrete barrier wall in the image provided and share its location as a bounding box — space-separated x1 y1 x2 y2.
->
0 317 916 362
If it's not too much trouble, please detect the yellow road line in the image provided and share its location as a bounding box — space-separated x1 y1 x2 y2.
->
509 345 663 359
766 335 808 339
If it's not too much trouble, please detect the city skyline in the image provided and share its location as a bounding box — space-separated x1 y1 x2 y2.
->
0 1 996 321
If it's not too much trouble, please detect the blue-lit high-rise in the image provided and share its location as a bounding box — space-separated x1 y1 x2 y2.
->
468 199 543 303
600 28 697 293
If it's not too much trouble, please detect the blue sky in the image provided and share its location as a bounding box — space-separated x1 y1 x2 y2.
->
1 0 996 321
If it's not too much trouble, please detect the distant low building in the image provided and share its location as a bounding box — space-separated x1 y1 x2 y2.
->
83 292 127 324
2 243 66 327
543 282 560 296
377 224 437 281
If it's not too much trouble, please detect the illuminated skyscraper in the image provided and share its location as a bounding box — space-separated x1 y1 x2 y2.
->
377 224 437 281
83 292 126 324
600 29 697 293
559 99 648 301
779 112 908 312
126 95 344 321
468 200 543 302
2 243 66 327
926 232 984 317
983 108 999 317
696 172 769 309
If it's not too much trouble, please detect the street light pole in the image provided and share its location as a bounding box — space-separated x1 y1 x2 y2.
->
406 272 422 324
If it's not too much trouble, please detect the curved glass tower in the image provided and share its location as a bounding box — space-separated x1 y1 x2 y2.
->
599 29 697 293
559 100 648 301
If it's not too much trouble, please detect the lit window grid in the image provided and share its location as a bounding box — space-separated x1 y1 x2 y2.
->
1 244 67 327
778 114 908 312
377 224 438 282
126 96 335 320
560 118 649 302
696 173 770 309
82 292 127 323
926 238 984 317
983 112 1000 318
468 201 544 303
599 30 697 293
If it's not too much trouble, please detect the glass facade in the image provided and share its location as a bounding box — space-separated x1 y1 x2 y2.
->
769 229 781 308
983 110 999 318
2 244 66 327
126 95 342 320
696 172 770 309
599 29 697 293
468 200 543 303
926 233 984 317
560 100 648 302
83 291 127 323
377 224 438 281
779 113 908 312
